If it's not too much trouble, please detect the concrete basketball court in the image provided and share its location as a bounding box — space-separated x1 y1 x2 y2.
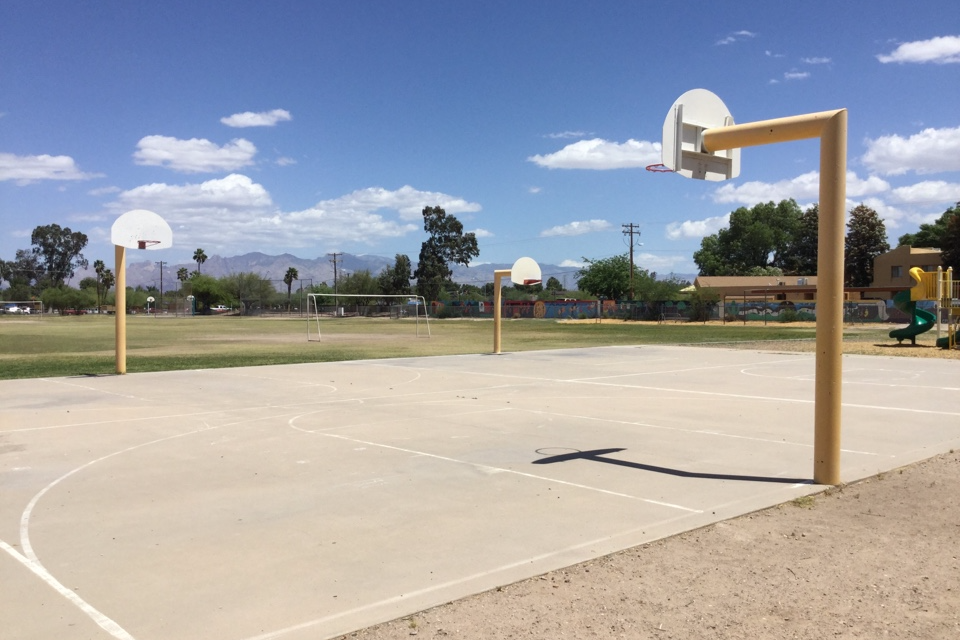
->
2 345 959 640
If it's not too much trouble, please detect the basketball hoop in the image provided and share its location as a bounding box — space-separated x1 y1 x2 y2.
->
645 163 674 173
137 240 162 249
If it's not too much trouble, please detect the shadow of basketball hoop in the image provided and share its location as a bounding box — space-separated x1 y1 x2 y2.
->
533 447 811 485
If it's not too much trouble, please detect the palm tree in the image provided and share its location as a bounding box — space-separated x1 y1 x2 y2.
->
193 248 207 275
93 259 106 310
283 267 299 312
177 267 189 283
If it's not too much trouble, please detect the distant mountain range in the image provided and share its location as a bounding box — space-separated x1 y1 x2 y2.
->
72 252 693 292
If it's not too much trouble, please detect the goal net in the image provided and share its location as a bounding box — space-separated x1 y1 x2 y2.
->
305 294 431 342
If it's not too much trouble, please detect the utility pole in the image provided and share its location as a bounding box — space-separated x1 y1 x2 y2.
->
622 223 641 301
328 252 341 314
155 261 165 313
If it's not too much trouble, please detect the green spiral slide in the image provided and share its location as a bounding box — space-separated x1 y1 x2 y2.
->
889 289 936 345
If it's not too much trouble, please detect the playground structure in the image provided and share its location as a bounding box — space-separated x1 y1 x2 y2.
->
890 266 957 349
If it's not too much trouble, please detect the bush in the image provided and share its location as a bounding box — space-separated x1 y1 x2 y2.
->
779 308 799 323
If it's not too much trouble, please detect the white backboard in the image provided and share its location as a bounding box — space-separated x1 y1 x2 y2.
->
111 209 173 250
662 89 740 181
511 257 541 285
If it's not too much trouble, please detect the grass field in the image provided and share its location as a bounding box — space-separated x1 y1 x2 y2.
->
0 314 952 380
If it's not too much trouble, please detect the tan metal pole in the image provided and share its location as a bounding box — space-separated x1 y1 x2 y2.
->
703 108 847 485
115 244 127 374
492 269 510 354
813 109 847 485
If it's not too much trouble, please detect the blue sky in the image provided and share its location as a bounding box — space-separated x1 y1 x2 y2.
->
2 1 959 281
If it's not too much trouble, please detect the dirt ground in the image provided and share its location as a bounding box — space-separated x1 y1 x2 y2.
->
336 450 960 640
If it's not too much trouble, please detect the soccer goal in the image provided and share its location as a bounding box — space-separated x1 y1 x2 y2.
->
306 293 431 342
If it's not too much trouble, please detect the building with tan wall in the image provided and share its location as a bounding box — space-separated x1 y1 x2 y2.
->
693 275 821 301
870 246 943 296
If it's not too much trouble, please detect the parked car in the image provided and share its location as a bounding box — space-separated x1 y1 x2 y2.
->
3 304 22 314
212 305 231 313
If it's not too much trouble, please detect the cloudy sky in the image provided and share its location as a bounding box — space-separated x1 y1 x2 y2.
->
2 1 959 280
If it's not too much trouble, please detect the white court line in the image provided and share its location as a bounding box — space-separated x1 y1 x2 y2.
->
7 428 213 640
288 416 701 513
41 377 142 400
570 379 960 418
739 366 959 392
6 413 292 640
572 356 807 382
0 538 135 640
238 509 701 640
525 409 879 456
244 515 704 640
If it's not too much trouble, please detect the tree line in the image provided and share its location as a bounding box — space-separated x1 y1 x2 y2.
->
692 199 960 287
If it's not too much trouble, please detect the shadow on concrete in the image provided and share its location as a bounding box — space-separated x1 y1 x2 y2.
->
533 448 812 485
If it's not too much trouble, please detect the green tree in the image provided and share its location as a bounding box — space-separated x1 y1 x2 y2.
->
576 254 631 300
42 285 95 315
633 270 687 301
897 202 959 249
193 248 208 275
778 203 819 275
940 213 960 272
30 224 89 287
413 206 480 302
177 267 189 284
693 200 802 276
339 269 379 305
544 276 563 294
283 267 299 311
188 275 227 313
221 272 276 312
845 204 889 287
377 254 413 296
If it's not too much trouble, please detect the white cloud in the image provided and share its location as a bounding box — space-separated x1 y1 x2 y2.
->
275 156 297 166
547 131 589 139
528 139 660 170
88 186 121 196
861 126 960 175
133 135 257 173
540 219 611 237
635 252 691 273
783 70 811 80
471 228 493 238
711 171 890 205
109 178 477 253
889 180 960 204
221 109 292 128
665 214 731 240
116 173 274 214
716 30 756 45
801 57 831 64
0 152 103 185
559 259 585 269
528 186 542 194
877 35 960 64
325 185 481 221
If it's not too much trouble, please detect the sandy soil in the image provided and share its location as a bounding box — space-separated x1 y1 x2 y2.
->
336 450 960 640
